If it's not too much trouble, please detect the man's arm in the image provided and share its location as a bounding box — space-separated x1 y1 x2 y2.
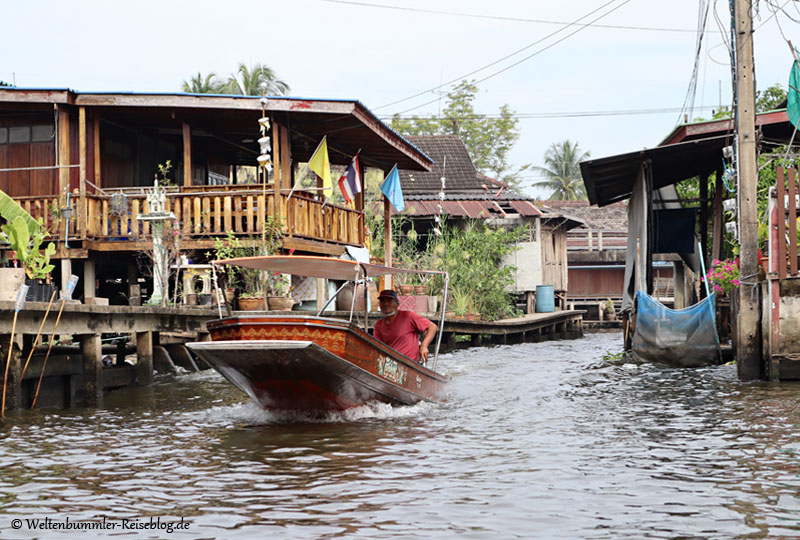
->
418 321 438 363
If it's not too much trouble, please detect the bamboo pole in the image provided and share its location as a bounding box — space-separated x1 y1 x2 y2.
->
31 300 66 409
2 285 28 417
19 289 57 380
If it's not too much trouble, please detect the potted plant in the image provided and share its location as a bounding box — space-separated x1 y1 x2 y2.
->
450 286 473 319
603 298 616 321
1 216 56 301
266 272 294 310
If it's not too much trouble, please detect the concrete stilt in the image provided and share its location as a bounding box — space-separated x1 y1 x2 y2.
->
136 331 153 385
83 260 97 299
80 333 102 407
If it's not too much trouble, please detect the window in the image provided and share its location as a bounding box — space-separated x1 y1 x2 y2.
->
8 126 30 143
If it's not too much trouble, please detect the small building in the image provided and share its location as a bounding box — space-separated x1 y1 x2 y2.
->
396 135 581 310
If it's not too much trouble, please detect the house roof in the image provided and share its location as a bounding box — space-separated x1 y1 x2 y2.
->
540 200 627 230
661 109 793 146
0 87 433 171
398 135 480 193
580 134 730 207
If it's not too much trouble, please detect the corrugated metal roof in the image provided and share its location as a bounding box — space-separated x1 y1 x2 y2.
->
509 200 543 217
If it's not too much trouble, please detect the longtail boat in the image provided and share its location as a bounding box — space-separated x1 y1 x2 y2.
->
187 256 449 411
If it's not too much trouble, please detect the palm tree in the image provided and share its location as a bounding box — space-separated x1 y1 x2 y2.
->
181 72 223 94
532 140 590 201
224 63 290 96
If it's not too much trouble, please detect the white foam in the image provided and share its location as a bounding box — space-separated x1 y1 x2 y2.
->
190 399 434 426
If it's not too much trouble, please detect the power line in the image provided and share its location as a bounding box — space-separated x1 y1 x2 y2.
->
383 105 720 121
319 0 716 33
393 0 636 116
375 0 624 111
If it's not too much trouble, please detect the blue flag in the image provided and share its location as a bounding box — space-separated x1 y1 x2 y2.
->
380 165 404 212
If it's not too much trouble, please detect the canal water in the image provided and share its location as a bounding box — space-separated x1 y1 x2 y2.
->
1 331 799 539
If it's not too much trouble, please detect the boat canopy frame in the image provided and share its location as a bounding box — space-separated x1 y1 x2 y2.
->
210 255 450 370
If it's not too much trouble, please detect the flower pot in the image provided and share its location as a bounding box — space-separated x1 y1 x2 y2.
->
237 297 265 311
268 296 295 311
414 285 426 295
427 295 439 313
398 285 414 296
336 283 368 311
197 293 213 306
25 279 57 303
466 313 480 321
445 311 455 318
0 268 26 302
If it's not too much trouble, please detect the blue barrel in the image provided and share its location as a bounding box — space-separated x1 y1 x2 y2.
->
535 285 555 313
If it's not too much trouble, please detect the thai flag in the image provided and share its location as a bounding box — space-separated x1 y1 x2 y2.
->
337 156 362 204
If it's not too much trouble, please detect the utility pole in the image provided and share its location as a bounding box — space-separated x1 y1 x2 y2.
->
733 0 761 379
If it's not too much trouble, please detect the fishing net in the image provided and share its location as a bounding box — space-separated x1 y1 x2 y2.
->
631 290 719 367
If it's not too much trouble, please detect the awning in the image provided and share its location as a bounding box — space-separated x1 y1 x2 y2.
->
580 135 729 207
213 255 445 280
403 199 505 218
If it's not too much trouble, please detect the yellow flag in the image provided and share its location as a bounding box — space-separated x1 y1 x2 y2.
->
308 136 333 198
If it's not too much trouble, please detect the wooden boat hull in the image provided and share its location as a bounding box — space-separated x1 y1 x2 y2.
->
187 315 448 410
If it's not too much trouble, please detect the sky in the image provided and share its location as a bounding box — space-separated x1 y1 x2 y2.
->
2 0 798 198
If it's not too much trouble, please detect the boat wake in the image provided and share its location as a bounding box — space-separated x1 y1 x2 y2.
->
192 399 435 426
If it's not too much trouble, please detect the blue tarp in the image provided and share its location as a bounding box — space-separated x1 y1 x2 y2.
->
632 290 719 367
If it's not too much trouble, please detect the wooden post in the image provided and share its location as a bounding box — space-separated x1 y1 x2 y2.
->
280 124 291 190
734 0 761 380
712 165 724 261
61 259 72 294
136 331 153 385
56 105 70 243
674 261 686 309
700 171 709 266
78 107 87 240
273 120 283 226
0 333 22 411
789 168 797 275
182 122 192 187
84 259 96 299
80 333 102 407
778 167 787 279
93 115 101 188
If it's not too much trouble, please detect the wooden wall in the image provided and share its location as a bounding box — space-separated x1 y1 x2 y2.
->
0 122 56 197
541 227 568 291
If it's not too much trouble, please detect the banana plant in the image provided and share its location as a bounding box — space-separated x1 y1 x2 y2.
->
0 190 39 237
1 216 55 280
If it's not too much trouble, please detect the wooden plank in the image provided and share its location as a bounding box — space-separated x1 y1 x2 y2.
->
214 196 222 233
182 123 192 187
193 196 201 234
131 199 140 238
234 196 243 233
257 195 265 232
790 167 798 276
79 106 87 240
93 115 101 187
224 196 232 232
246 195 254 233
280 124 292 190
202 197 211 233
182 197 191 233
142 199 150 236
778 167 786 277
102 199 109 236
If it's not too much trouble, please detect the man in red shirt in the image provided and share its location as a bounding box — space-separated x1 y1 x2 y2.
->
373 289 438 363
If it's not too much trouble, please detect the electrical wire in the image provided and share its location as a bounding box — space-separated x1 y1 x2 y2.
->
677 0 712 125
318 0 716 33
393 0 635 116
375 0 624 111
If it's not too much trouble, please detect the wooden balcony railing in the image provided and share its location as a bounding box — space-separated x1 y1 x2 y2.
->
10 188 364 251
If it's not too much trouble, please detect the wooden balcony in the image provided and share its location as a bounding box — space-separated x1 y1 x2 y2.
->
12 186 364 257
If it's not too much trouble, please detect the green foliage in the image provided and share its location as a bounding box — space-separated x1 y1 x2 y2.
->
601 350 628 362
390 80 528 190
182 72 224 94
207 217 283 295
532 140 590 200
756 83 787 112
1 216 56 280
0 189 40 237
156 160 174 186
0 81 12 88
182 62 289 96
432 220 528 321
